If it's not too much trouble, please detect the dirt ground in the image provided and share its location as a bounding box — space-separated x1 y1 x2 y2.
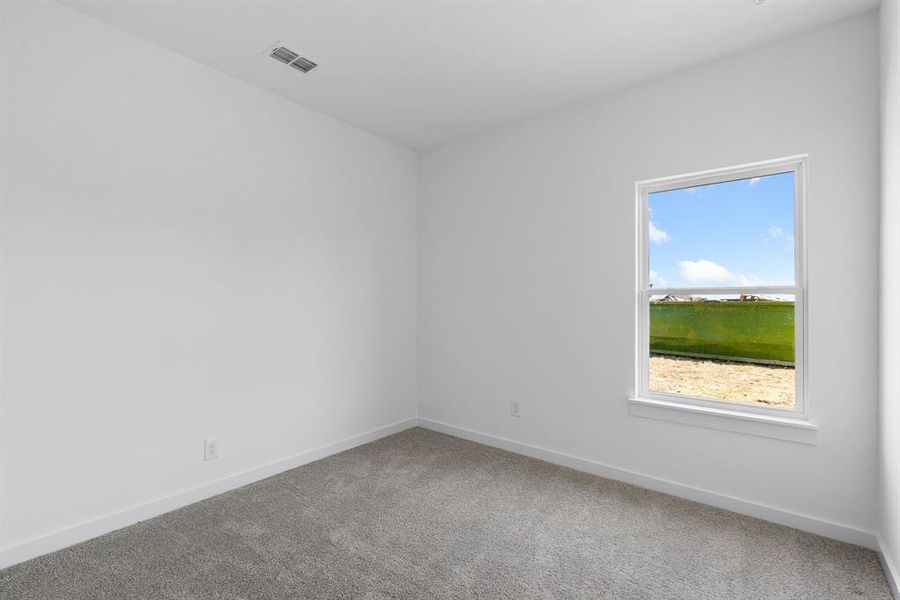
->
649 355 795 408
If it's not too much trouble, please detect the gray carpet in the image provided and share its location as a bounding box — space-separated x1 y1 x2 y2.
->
0 427 891 599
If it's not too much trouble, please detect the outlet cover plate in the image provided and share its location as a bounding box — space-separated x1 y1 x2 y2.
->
204 438 220 461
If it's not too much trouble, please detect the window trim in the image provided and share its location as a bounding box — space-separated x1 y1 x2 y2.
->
634 155 810 425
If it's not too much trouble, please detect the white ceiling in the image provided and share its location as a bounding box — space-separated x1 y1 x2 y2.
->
61 0 878 149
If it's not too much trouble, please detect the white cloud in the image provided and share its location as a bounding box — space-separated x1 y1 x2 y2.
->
649 221 670 243
649 270 668 288
678 259 760 286
767 225 795 248
749 177 761 187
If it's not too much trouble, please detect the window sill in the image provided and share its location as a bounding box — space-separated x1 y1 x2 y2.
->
628 396 818 445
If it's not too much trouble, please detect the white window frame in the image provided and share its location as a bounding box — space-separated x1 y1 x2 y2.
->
634 155 809 426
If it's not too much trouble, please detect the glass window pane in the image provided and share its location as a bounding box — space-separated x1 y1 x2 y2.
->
648 294 795 408
648 172 795 289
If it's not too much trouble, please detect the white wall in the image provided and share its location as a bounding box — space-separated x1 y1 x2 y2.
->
0 0 417 564
879 0 900 592
419 12 880 540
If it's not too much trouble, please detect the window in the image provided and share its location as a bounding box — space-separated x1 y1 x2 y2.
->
635 156 807 422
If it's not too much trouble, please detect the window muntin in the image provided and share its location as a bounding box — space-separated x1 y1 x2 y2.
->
637 158 806 417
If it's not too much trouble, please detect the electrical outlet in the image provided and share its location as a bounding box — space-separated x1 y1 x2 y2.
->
204 438 220 461
511 401 521 418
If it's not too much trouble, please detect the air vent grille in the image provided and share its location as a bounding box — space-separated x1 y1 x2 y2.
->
269 44 318 74
270 46 299 64
289 56 318 73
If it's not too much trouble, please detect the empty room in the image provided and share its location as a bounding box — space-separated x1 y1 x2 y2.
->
1 0 899 598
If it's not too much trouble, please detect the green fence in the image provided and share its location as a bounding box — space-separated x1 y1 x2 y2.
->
649 301 795 365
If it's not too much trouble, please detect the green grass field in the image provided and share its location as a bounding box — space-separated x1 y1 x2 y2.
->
649 301 795 365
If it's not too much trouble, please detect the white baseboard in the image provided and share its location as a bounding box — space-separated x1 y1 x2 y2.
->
0 417 418 569
418 417 878 550
877 535 900 599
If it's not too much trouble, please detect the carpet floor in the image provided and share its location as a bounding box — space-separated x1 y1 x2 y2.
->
0 427 891 599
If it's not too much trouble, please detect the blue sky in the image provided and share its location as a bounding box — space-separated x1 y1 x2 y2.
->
648 171 795 289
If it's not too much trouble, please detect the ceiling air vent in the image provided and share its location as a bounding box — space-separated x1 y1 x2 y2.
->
269 44 318 74
289 56 318 74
